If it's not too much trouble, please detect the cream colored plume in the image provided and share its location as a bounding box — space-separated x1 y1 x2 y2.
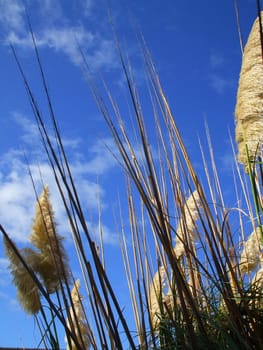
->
66 279 90 350
251 265 263 289
239 227 263 274
30 186 70 293
3 237 41 314
235 12 263 171
148 266 173 329
249 255 263 306
174 190 201 258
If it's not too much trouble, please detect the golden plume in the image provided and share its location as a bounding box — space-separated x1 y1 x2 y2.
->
148 266 173 329
174 190 201 258
235 13 263 171
239 227 263 274
3 237 41 314
66 279 91 350
30 185 70 293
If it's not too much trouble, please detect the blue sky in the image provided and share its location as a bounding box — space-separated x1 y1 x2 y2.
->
0 0 259 347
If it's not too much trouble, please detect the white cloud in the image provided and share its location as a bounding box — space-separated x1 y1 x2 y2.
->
6 26 93 64
0 0 117 70
0 162 35 242
39 26 94 64
84 38 117 71
209 53 224 69
0 115 118 244
12 112 82 151
12 112 40 144
34 0 63 22
208 51 233 94
6 25 117 69
71 137 117 175
0 154 104 242
0 258 9 286
0 0 25 33
90 222 119 246
82 0 94 17
210 74 233 94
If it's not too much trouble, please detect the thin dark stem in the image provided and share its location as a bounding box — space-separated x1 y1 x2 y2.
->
257 0 263 62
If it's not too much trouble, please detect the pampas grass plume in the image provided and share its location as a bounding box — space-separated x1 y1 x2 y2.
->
174 190 201 258
4 237 41 314
30 185 70 293
149 266 173 329
66 279 90 350
239 227 263 274
235 12 263 170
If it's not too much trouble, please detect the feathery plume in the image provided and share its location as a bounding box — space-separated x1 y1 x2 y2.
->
3 237 41 314
30 185 70 293
174 190 201 258
249 255 263 307
239 227 263 274
235 12 263 171
251 265 263 289
148 266 173 329
66 279 91 350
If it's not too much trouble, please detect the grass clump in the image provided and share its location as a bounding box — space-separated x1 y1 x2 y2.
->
1 5 263 350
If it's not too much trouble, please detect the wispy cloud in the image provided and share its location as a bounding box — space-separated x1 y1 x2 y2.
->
208 51 233 94
82 0 94 17
6 23 117 70
6 26 92 65
0 0 25 33
209 74 233 95
0 115 118 244
0 0 117 70
209 52 225 69
0 257 9 286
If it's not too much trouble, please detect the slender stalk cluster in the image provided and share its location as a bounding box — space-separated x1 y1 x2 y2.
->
66 279 90 350
235 12 263 171
174 190 201 259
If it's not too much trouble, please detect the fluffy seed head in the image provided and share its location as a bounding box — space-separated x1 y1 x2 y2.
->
235 13 263 171
4 237 41 314
30 186 70 293
66 279 91 350
239 227 263 274
174 190 201 258
148 266 173 329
